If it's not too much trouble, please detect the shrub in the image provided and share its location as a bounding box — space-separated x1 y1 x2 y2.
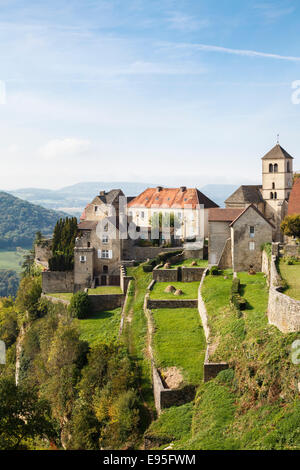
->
210 266 220 276
68 291 91 319
230 278 246 313
231 278 240 295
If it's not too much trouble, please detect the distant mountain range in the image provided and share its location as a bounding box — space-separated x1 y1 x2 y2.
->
0 191 66 249
7 182 239 216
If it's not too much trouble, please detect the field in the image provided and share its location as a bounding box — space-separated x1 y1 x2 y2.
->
278 259 300 301
150 281 199 299
152 308 206 385
79 308 122 346
0 248 28 272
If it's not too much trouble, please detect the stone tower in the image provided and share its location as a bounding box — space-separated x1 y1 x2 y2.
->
261 143 294 240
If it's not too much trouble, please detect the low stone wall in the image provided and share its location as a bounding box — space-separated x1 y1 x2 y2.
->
152 367 196 413
267 255 300 333
198 269 229 381
88 294 125 313
132 246 182 262
261 249 270 280
152 265 178 282
218 237 232 270
146 298 198 309
184 248 203 259
182 267 205 282
41 294 70 306
42 271 74 294
120 265 133 294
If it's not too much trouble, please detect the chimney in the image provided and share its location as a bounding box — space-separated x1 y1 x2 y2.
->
156 186 163 192
180 186 187 192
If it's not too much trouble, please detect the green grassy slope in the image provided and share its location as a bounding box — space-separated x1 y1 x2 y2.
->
79 308 121 346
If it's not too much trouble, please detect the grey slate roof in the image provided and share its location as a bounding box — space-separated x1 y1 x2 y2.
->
92 189 124 205
225 185 264 205
262 144 294 160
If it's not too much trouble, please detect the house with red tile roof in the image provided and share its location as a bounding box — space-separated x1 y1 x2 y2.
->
127 186 218 241
288 177 300 216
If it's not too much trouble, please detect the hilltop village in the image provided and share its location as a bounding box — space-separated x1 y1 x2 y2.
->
9 142 300 449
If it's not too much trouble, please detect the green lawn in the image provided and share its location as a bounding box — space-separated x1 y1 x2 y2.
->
0 248 28 272
88 286 122 295
152 308 206 385
79 308 121 346
159 259 208 269
150 281 200 299
278 260 300 301
47 292 73 301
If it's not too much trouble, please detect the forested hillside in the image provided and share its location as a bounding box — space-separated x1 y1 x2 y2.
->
0 192 66 249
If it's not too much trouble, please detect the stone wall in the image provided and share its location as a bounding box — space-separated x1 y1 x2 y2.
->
88 294 125 313
183 248 203 260
181 267 205 282
130 246 182 262
120 265 133 294
146 298 198 309
42 271 74 293
261 249 270 278
41 294 70 306
208 221 231 265
35 239 52 267
267 255 300 333
218 237 232 270
152 265 178 283
198 269 229 381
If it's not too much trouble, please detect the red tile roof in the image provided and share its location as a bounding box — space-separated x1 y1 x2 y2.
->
288 177 300 215
209 208 243 222
127 187 218 210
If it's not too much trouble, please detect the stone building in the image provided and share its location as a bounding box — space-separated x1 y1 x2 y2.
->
225 144 294 241
127 186 218 241
209 205 274 272
74 189 134 290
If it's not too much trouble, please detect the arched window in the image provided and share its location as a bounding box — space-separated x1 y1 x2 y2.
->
270 192 274 199
274 192 277 199
274 163 278 173
272 182 275 189
103 265 108 273
287 161 290 172
269 163 273 173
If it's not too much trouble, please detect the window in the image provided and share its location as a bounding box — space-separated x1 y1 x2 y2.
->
249 242 255 251
141 211 145 219
272 182 275 189
94 206 98 212
250 226 255 238
274 163 278 173
87 242 91 248
274 192 277 200
79 255 86 263
103 265 108 273
98 250 112 259
287 161 290 172
102 235 109 243
269 163 273 173
270 192 274 199
104 223 108 232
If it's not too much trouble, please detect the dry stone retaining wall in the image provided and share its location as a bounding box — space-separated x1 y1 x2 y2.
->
42 271 74 294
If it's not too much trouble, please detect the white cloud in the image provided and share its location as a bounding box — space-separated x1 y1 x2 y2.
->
38 138 91 161
253 2 295 21
159 41 300 62
166 12 210 32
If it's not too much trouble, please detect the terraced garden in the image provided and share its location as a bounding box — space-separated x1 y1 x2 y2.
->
79 307 122 346
278 259 300 301
150 281 200 300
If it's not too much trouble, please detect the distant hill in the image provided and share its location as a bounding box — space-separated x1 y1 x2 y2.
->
0 191 66 249
8 181 153 217
7 182 239 215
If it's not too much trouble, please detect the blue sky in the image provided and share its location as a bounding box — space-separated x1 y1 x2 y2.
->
1 0 300 189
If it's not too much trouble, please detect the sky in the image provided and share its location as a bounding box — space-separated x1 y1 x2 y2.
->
1 0 300 190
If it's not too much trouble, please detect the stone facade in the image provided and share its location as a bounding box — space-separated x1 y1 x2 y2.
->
152 265 178 283
208 221 231 265
88 294 124 313
231 206 273 272
35 239 52 268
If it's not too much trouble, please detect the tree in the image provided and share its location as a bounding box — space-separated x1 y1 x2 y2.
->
49 217 78 271
0 377 56 449
280 214 300 239
16 276 42 321
68 291 91 319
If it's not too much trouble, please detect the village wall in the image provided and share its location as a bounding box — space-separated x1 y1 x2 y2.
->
42 271 74 293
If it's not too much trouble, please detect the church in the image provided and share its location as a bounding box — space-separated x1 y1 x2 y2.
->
225 143 294 241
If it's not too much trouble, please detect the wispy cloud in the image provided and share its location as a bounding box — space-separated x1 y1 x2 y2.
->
159 41 300 62
166 11 210 32
253 2 295 22
38 138 92 161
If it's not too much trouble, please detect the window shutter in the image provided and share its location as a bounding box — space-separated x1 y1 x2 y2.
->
98 250 101 258
109 250 113 259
